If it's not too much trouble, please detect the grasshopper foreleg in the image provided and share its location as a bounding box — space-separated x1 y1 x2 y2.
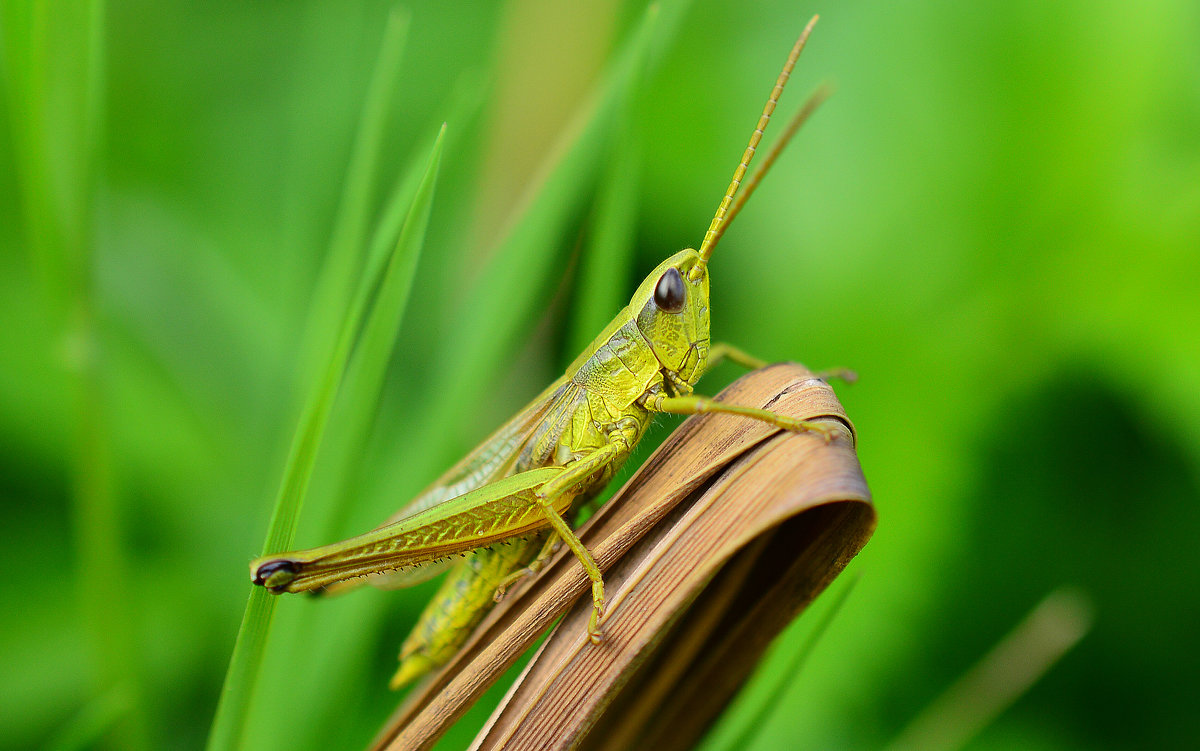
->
651 392 835 443
530 437 628 643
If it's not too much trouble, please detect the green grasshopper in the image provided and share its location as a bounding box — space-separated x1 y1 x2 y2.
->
252 16 834 690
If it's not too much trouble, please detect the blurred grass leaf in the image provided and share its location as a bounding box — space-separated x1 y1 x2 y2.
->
565 81 642 358
884 587 1093 751
44 684 131 751
293 9 410 394
2 0 150 747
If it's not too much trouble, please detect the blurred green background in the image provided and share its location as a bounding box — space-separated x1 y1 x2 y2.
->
2 0 1197 749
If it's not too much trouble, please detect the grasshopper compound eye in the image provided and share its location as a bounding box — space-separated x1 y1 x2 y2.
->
653 267 686 313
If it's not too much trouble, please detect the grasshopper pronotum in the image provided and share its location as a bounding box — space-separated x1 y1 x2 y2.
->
252 15 834 689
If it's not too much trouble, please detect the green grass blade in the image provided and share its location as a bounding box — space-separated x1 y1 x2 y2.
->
337 124 447 498
207 586 275 751
210 131 446 748
261 5 410 555
294 7 410 396
292 124 449 543
205 13 413 750
237 78 487 751
242 127 446 751
883 588 1093 751
277 49 486 559
209 128 444 751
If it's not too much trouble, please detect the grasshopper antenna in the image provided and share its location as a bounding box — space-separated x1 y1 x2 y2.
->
721 83 831 243
697 14 827 266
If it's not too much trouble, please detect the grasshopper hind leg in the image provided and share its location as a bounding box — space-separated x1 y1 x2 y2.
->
532 497 606 643
492 533 562 602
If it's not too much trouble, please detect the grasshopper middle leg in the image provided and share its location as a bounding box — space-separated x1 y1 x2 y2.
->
528 436 629 642
492 533 562 602
533 499 606 643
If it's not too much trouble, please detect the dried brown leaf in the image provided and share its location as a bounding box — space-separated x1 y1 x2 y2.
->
369 363 874 751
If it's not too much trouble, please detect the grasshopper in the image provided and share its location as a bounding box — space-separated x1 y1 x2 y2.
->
251 16 835 689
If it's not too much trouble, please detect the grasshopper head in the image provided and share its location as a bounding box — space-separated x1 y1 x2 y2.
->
631 248 710 391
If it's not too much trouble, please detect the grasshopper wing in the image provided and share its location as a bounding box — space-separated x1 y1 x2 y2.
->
251 466 566 594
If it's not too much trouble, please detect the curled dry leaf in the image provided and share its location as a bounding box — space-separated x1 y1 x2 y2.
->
369 363 874 751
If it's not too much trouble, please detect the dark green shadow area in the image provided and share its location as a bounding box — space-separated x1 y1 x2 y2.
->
879 369 1200 750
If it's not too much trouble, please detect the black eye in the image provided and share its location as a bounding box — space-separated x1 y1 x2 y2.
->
653 267 686 313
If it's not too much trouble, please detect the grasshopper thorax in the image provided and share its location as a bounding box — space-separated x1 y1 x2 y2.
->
629 249 710 393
